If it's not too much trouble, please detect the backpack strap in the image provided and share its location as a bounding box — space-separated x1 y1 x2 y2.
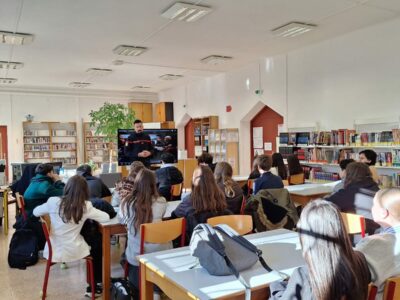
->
197 224 252 300
214 225 273 272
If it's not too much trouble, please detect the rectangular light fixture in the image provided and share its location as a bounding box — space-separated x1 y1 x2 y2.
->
162 2 212 22
201 55 233 65
0 31 34 45
159 74 184 80
113 45 148 56
69 82 91 88
0 61 24 69
272 22 316 38
132 86 151 89
86 68 113 76
0 78 17 84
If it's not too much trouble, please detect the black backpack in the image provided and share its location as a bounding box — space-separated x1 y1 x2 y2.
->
8 228 39 269
110 278 134 300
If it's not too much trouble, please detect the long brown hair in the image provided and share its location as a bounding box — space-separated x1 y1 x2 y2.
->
214 162 236 198
272 153 288 180
192 166 227 213
287 155 303 175
298 200 370 300
344 162 372 188
59 175 88 224
121 169 158 232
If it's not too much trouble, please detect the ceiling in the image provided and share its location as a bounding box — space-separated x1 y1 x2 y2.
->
0 0 399 93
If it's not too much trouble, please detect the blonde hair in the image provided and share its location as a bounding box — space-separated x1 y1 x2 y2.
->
375 188 400 221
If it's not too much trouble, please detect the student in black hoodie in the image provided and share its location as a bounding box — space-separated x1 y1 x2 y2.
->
124 119 153 167
76 164 111 199
325 162 379 213
155 153 183 201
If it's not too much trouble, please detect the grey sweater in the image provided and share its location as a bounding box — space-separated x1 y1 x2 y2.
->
356 231 400 299
118 196 172 266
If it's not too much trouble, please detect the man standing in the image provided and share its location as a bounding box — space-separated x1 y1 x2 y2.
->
124 120 153 167
356 188 400 298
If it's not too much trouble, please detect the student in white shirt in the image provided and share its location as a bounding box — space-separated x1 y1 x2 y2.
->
118 168 169 299
33 175 109 298
356 188 400 299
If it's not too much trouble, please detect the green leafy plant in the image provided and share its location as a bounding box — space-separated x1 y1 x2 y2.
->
89 102 136 162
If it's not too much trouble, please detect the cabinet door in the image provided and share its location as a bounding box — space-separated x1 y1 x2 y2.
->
128 103 143 120
142 103 153 122
155 103 165 122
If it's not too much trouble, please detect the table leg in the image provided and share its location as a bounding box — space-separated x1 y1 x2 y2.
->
102 226 111 300
140 262 153 300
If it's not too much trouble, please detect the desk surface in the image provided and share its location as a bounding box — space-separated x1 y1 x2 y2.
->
138 229 303 299
286 182 336 196
232 175 249 182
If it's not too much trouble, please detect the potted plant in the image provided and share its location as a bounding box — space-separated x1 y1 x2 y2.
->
89 102 136 166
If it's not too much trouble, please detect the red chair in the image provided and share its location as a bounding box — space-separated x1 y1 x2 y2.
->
39 216 96 300
383 276 400 300
368 284 377 300
240 195 246 215
15 192 27 220
247 179 254 196
124 218 186 278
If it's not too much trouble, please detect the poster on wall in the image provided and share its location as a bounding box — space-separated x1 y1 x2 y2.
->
264 142 272 151
253 127 263 149
254 149 264 156
253 127 263 138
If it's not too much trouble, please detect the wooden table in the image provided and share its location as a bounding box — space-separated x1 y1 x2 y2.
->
138 229 303 300
1 187 11 235
99 200 181 300
286 183 336 207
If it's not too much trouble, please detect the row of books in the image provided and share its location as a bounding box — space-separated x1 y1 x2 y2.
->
309 168 340 182
280 129 400 146
24 145 50 151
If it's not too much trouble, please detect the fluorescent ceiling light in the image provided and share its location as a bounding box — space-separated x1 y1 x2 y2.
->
113 45 148 56
0 31 34 45
272 22 316 37
86 68 113 76
0 78 17 84
201 55 233 65
162 2 212 22
159 74 184 80
69 82 91 88
132 86 151 89
0 61 24 69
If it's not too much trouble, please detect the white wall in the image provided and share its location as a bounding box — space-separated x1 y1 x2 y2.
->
160 16 400 175
0 89 158 180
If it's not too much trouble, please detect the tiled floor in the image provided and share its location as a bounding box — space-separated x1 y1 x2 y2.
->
0 207 125 300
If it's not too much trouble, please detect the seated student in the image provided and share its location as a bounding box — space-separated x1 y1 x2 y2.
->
287 155 304 177
356 188 400 298
271 153 288 180
155 153 183 201
325 162 379 213
111 161 145 207
332 158 355 193
11 163 39 196
33 175 110 298
270 200 371 300
175 166 231 239
118 169 169 298
197 152 216 172
24 163 65 218
214 162 244 214
249 156 261 180
76 164 111 199
359 149 380 183
253 155 284 195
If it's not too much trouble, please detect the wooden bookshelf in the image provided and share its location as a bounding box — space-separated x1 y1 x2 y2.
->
192 116 218 157
209 128 239 175
83 122 116 169
23 122 77 166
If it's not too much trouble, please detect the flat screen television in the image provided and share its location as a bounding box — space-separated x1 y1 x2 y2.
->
117 129 178 166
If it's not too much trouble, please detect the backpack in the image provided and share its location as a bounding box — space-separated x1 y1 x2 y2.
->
110 278 134 300
190 224 286 300
8 228 39 269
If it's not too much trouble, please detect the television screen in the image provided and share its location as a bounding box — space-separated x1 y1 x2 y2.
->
117 129 178 166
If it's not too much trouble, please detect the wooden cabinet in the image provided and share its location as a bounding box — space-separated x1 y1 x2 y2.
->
209 128 240 175
128 102 153 123
155 102 174 122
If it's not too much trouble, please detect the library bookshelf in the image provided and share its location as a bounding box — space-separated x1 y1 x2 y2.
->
192 116 218 157
23 122 77 166
208 128 239 175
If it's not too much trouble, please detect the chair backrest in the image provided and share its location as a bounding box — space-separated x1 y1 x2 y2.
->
207 215 253 235
39 215 53 260
341 212 366 238
15 192 27 220
139 217 186 254
383 276 400 300
368 284 378 300
247 179 254 196
240 195 246 215
288 173 305 185
170 183 183 200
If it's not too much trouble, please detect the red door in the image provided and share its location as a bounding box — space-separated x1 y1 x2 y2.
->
0 126 8 178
